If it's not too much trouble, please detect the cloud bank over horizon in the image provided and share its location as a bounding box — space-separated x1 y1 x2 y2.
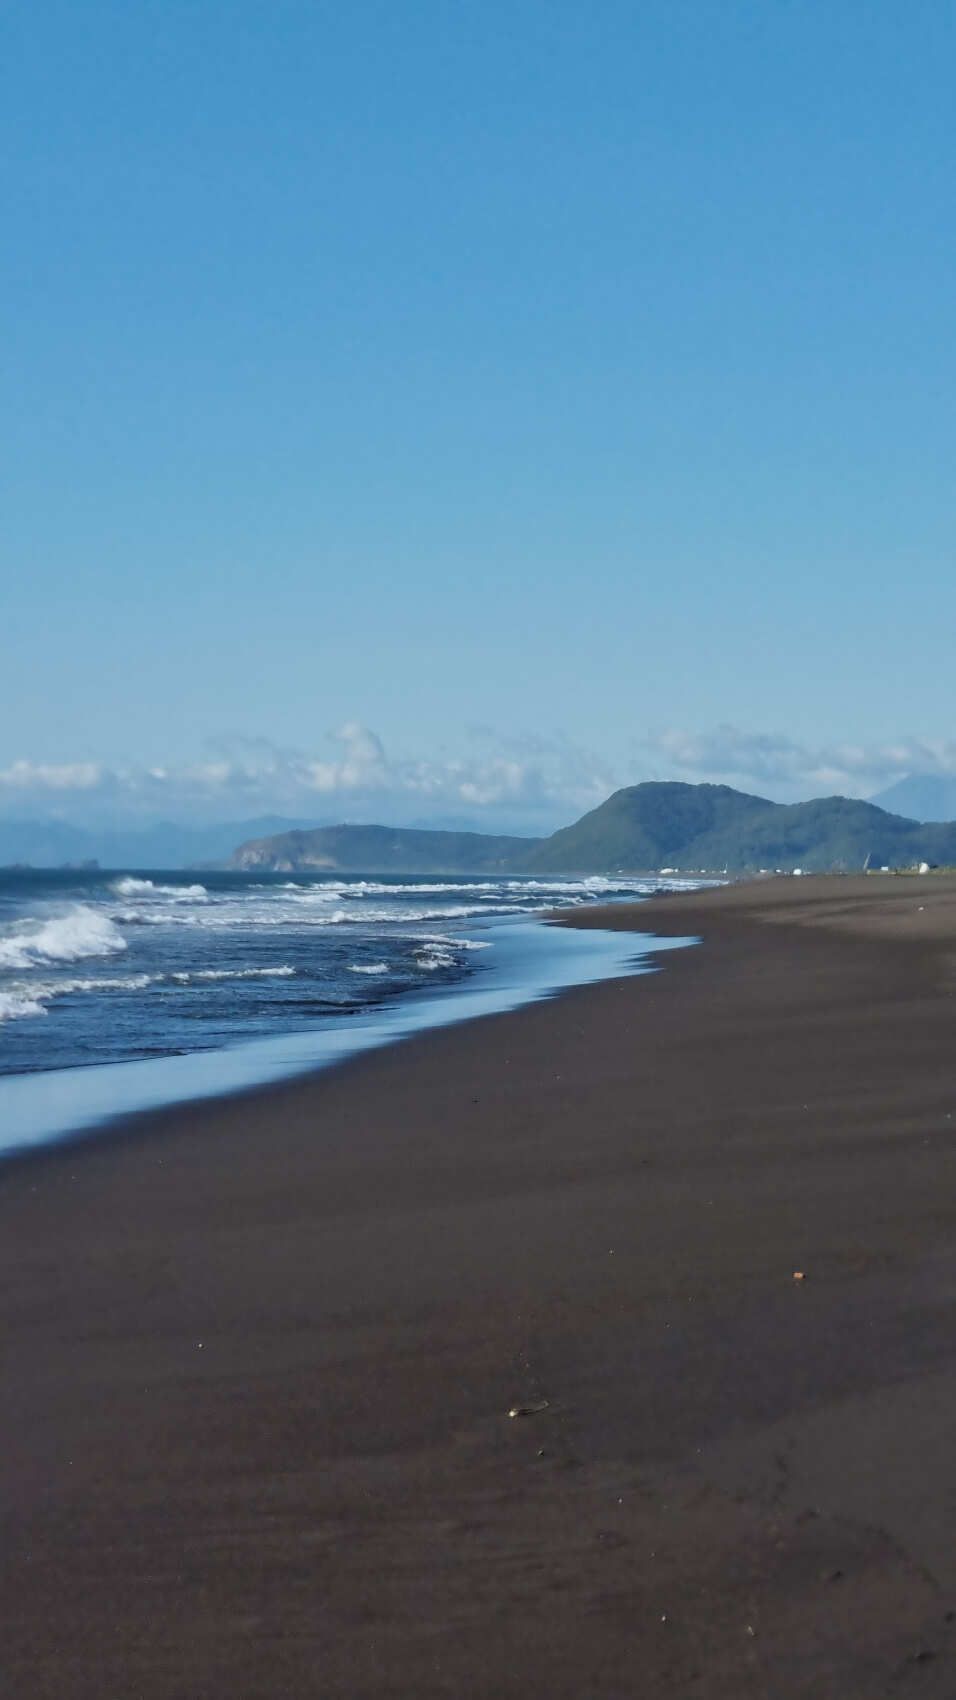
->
0 724 615 834
3 722 956 836
640 727 956 801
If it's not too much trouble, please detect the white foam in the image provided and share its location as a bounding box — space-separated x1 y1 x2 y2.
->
99 876 708 945
0 989 48 1021
414 943 459 970
168 965 296 984
62 973 154 993
332 880 500 896
0 972 155 1021
409 933 491 951
0 871 716 1041
111 877 207 900
0 906 128 971
111 876 160 896
172 902 527 931
0 960 299 1021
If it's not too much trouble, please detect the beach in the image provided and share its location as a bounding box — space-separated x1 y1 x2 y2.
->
4 873 956 1697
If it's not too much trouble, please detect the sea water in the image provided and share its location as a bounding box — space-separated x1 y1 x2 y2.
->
0 867 704 1154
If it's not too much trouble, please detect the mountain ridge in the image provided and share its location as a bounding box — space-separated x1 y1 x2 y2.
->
229 783 956 874
231 823 540 875
869 774 956 824
0 815 322 870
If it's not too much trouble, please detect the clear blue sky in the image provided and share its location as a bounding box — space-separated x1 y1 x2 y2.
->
3 1 954 827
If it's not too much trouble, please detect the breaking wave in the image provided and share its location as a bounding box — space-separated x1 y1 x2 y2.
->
0 906 128 972
408 933 491 951
0 961 297 1021
0 972 154 1022
111 877 207 900
0 866 714 1073
414 943 459 970
0 990 48 1022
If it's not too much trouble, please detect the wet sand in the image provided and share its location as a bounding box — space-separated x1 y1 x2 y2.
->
3 874 956 1698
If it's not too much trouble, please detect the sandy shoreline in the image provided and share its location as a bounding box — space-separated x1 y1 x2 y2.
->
0 910 682 1161
4 874 956 1697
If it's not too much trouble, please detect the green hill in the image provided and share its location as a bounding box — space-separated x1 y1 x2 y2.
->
229 783 956 875
230 822 540 874
525 783 956 872
526 782 771 871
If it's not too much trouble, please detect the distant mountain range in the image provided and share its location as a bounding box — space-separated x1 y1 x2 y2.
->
0 815 320 870
7 779 956 873
231 783 956 874
869 774 956 823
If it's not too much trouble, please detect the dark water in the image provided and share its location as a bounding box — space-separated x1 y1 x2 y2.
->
0 867 706 1156
0 867 708 1075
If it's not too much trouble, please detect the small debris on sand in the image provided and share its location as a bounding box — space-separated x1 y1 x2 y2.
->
508 1399 550 1419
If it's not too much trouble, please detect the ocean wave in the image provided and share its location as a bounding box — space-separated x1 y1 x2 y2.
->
405 932 491 951
0 971 155 1021
110 909 205 926
0 869 710 1055
98 879 677 941
0 906 128 971
168 965 296 984
0 960 299 1021
111 877 208 900
414 945 458 970
283 877 655 898
409 929 496 971
326 880 501 897
145 902 526 931
0 989 48 1021
303 902 526 926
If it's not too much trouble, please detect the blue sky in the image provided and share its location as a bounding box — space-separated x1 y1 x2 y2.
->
3 1 954 830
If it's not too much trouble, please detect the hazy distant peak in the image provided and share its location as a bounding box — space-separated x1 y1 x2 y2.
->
869 775 956 824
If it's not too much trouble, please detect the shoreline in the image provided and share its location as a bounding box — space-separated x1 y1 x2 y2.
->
0 909 694 1160
5 874 956 1696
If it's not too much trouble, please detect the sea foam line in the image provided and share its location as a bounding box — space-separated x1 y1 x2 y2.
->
0 963 298 1022
111 877 208 900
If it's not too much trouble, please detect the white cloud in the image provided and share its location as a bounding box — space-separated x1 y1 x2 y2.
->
5 722 956 828
0 726 614 830
303 723 390 793
0 760 107 791
639 725 956 798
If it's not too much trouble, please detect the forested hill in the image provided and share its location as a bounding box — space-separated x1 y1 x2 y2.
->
230 823 541 874
230 783 956 874
525 783 956 872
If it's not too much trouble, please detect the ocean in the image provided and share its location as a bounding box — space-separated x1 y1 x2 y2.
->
0 867 703 1154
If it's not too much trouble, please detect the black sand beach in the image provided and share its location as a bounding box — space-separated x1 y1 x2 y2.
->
4 874 956 1697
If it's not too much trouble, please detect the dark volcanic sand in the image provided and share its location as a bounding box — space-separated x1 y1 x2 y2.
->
3 875 956 1698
